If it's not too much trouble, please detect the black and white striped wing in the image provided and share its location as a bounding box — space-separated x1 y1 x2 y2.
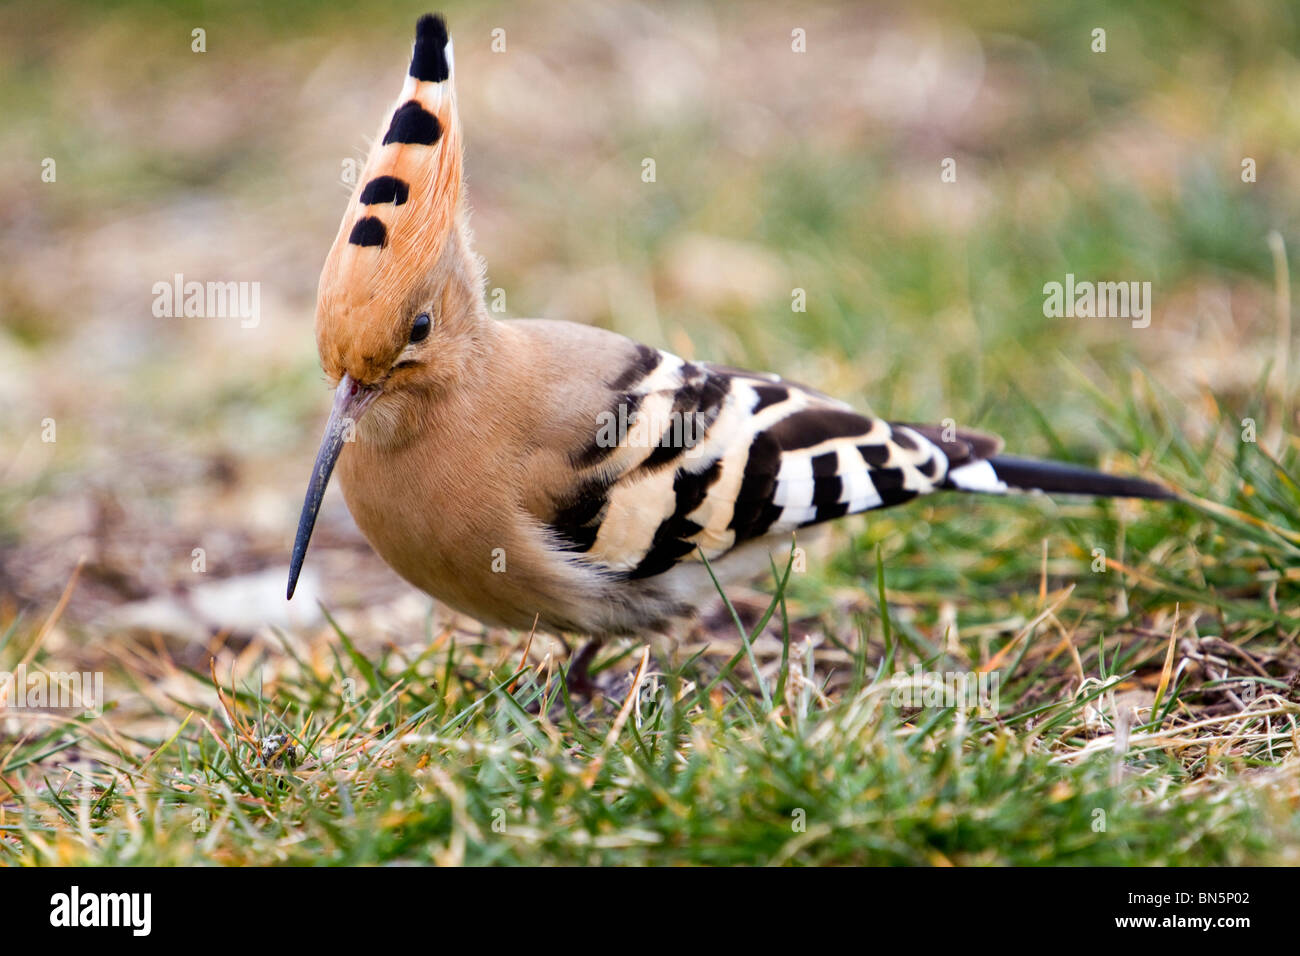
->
546 347 997 581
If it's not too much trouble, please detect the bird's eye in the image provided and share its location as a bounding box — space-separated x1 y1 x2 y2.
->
409 312 432 343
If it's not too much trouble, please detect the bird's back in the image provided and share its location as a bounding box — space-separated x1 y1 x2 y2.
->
492 318 1006 636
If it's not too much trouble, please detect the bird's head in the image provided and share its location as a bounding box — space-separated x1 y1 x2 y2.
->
289 13 480 599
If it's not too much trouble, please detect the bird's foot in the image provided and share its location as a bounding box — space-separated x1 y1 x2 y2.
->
553 641 645 719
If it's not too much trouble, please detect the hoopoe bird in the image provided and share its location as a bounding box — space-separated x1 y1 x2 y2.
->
288 14 1174 688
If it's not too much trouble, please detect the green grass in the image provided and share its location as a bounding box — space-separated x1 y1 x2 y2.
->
4 406 1298 865
3 621 1295 866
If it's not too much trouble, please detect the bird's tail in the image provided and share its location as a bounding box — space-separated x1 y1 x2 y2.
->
945 453 1176 500
898 423 1175 500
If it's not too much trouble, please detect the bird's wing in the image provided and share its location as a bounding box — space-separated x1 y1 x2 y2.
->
540 344 997 580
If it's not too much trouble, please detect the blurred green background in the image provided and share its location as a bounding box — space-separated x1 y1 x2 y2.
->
3 0 1300 868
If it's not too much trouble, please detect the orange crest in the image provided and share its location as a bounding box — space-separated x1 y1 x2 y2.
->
316 14 462 383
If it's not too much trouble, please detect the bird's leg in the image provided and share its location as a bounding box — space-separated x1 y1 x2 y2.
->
564 640 601 698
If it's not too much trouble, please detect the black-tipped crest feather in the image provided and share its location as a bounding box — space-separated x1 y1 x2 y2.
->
410 14 450 82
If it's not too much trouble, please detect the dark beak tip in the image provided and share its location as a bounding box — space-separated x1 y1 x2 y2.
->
287 373 374 606
287 532 311 602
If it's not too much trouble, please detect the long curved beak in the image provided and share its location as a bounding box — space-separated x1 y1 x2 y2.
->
286 373 379 599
